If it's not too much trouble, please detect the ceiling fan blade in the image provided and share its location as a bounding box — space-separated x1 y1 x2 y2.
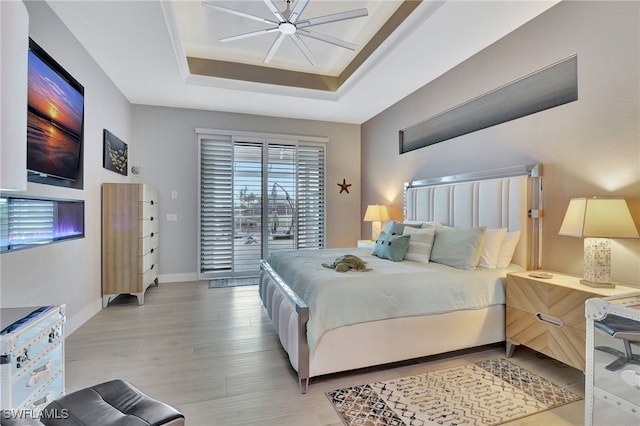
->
220 28 279 43
292 33 316 65
296 8 368 28
262 0 285 22
264 33 286 63
289 0 310 23
297 29 357 51
202 2 277 25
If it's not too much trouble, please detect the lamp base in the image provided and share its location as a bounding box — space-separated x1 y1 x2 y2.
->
579 279 616 288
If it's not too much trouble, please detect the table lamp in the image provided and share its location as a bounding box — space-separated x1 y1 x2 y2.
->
364 204 389 241
559 197 639 287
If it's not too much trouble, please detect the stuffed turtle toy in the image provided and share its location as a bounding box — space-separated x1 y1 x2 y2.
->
322 254 371 273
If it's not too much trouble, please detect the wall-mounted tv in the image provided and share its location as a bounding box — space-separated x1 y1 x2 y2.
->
27 38 84 183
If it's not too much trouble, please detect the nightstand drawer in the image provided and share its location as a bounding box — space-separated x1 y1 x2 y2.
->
507 273 592 330
506 306 585 370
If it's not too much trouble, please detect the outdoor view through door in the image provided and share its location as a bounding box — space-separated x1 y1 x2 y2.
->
198 131 326 280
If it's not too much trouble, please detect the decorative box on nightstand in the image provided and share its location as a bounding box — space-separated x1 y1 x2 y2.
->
585 293 640 426
357 240 375 248
0 305 65 413
505 271 636 371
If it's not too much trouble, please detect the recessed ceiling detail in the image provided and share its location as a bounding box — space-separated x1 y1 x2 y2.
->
180 0 420 91
202 0 368 66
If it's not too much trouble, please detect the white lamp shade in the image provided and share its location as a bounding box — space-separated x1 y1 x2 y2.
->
363 205 390 222
559 198 639 238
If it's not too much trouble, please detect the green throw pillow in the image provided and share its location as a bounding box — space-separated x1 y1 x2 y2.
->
430 226 487 269
372 231 411 262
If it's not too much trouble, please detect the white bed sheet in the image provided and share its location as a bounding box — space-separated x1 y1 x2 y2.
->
266 247 523 354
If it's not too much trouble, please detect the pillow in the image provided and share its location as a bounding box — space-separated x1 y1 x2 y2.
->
402 220 441 229
381 221 421 236
372 231 411 261
478 228 507 269
430 226 487 270
402 226 436 263
496 231 521 268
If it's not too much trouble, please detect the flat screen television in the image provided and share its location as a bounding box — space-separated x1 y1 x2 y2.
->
27 38 84 182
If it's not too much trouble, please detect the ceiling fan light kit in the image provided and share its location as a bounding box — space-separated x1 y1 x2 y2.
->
202 0 368 65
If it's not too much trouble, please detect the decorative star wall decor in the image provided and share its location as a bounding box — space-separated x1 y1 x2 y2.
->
338 178 352 194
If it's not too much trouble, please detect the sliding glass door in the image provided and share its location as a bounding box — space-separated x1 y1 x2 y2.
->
198 131 325 280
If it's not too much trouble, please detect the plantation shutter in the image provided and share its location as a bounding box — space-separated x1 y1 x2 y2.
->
200 136 233 273
297 144 325 249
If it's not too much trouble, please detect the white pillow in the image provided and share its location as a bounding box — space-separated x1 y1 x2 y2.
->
402 226 436 263
496 231 521 268
478 228 507 269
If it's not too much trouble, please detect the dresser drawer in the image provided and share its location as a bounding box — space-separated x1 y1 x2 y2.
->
139 228 159 253
12 342 63 409
139 249 159 272
23 367 63 412
506 306 585 370
139 199 158 221
140 216 159 238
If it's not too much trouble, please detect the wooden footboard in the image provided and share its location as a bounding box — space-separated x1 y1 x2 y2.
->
259 260 310 393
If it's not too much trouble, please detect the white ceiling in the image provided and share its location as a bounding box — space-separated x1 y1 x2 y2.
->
47 0 560 124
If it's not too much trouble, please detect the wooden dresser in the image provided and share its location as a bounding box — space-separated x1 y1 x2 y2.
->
0 305 65 413
102 183 159 307
505 271 637 371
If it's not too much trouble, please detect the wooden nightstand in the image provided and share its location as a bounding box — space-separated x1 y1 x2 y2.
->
357 239 374 248
505 271 637 371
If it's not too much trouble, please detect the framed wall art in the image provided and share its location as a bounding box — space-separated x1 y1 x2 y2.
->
103 129 128 175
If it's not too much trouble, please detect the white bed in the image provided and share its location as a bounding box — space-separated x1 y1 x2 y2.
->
259 164 542 393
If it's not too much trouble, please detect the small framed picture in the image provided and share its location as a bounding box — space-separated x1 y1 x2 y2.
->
103 129 128 176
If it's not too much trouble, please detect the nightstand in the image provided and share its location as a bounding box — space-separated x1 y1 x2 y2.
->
357 239 374 248
505 271 637 371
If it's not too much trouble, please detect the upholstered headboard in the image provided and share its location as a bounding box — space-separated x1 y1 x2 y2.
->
404 164 542 269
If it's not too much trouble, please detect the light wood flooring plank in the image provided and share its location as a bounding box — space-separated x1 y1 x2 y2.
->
65 281 585 426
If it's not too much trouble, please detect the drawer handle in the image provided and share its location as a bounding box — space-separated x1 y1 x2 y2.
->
150 248 154 254
150 200 154 205
150 232 154 238
535 312 564 328
150 216 154 221
150 264 155 270
27 360 52 387
31 392 54 411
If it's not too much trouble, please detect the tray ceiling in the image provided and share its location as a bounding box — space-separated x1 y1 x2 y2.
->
46 0 561 124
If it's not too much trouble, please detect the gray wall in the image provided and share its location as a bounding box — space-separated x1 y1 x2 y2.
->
0 1 132 333
0 2 361 333
130 105 361 282
361 1 640 285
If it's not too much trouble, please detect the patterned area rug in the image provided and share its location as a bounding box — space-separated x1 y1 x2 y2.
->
327 358 581 426
208 277 258 288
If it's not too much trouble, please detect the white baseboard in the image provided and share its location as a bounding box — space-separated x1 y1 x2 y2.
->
66 299 102 336
159 273 198 283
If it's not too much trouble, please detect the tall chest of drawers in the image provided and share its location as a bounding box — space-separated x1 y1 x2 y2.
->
0 306 65 412
102 183 159 307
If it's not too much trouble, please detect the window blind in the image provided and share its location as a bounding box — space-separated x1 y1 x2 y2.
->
198 133 325 278
200 137 233 273
0 198 54 251
297 144 325 249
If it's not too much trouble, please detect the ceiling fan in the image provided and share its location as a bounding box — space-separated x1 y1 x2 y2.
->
202 0 368 65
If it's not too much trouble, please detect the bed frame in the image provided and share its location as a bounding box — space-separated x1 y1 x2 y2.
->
259 164 542 393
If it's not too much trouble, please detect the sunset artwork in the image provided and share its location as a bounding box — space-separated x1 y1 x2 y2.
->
27 49 84 180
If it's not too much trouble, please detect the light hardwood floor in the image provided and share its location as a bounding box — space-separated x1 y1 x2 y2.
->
66 282 586 426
